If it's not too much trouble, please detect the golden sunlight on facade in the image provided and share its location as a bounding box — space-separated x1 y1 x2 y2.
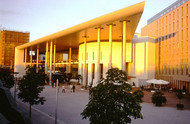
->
14 0 190 94
128 34 156 86
0 30 29 67
142 0 190 93
14 2 145 87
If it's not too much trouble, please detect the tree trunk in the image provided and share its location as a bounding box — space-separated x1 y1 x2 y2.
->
29 103 31 118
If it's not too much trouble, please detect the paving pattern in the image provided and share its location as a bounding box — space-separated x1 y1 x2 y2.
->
11 85 190 124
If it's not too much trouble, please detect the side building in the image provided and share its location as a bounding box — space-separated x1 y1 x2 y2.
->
142 0 190 93
0 30 29 68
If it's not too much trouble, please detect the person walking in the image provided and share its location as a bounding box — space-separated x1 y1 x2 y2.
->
70 84 73 92
73 84 75 92
51 81 54 88
62 85 65 93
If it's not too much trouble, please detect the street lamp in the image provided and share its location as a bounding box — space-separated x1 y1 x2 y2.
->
13 72 19 103
53 73 63 124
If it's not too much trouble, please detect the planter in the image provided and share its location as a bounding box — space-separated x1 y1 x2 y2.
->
152 91 167 106
176 104 184 110
155 103 162 106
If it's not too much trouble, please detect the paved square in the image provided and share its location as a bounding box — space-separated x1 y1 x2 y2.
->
12 85 190 124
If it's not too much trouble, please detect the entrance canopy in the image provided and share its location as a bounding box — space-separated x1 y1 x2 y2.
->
16 2 145 52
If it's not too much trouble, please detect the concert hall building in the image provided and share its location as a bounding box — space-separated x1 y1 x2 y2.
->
14 2 147 87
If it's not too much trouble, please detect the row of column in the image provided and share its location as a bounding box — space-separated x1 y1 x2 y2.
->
24 41 60 84
82 20 129 86
24 20 129 86
45 41 72 84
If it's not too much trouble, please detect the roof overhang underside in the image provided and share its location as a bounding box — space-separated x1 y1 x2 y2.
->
16 1 145 52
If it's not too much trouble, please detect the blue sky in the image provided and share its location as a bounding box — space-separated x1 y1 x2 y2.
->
0 0 177 41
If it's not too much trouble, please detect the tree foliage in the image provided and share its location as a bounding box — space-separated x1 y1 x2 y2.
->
133 90 144 103
0 67 14 89
81 68 143 124
18 65 46 118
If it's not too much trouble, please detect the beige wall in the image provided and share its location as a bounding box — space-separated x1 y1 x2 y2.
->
128 36 155 86
79 41 133 85
78 37 155 87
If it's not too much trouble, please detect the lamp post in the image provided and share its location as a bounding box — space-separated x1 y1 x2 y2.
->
13 72 19 103
53 73 63 124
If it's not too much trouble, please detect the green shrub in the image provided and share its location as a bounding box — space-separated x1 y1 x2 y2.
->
152 91 167 106
0 67 14 89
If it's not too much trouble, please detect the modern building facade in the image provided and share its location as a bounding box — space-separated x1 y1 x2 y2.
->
142 0 190 93
14 2 145 87
0 30 29 67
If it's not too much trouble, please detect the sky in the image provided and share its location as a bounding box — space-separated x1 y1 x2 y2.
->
0 0 178 41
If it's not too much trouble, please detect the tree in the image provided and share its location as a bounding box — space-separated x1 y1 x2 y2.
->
81 68 143 124
18 65 46 118
133 89 144 103
0 67 14 89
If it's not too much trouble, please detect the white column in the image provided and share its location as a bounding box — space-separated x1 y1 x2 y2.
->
108 24 113 69
55 79 58 124
24 48 27 74
94 27 101 86
88 63 92 86
36 47 39 73
49 41 53 84
30 47 32 66
45 42 49 74
53 43 56 73
121 36 123 70
83 37 87 86
69 48 72 73
134 43 136 75
122 20 127 71
24 49 27 64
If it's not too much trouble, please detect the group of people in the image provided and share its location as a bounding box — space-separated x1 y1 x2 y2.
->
50 78 76 93
61 84 75 93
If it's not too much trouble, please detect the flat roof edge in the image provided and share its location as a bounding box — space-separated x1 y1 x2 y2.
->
16 1 145 50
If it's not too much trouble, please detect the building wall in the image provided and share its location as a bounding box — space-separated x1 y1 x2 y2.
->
78 37 155 87
128 36 155 87
141 0 190 93
78 41 133 85
14 48 25 77
0 30 29 67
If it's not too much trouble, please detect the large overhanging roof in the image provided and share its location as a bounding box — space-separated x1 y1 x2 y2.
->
17 1 145 52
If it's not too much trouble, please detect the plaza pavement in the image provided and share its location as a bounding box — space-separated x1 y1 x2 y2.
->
11 85 190 124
